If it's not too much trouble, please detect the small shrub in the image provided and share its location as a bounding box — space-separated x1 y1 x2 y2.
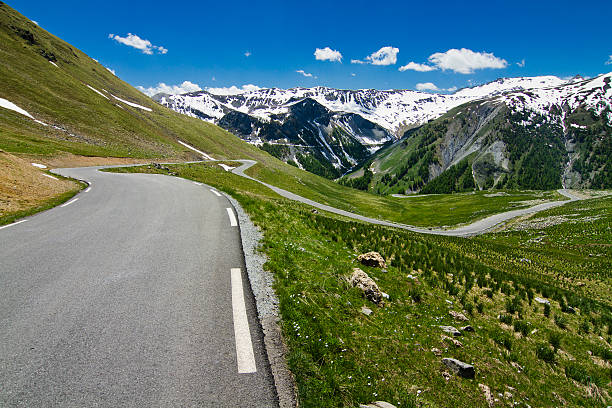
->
554 314 568 329
579 320 590 334
513 320 530 337
536 343 556 363
491 329 513 350
544 303 551 317
408 286 422 303
499 314 513 325
476 302 484 314
464 302 474 316
565 362 589 384
548 331 563 351
484 289 494 299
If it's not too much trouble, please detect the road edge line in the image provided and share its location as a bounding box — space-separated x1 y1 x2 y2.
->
224 194 299 408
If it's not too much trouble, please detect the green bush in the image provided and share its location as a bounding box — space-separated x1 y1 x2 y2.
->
513 320 531 337
499 314 514 325
543 303 551 317
565 362 589 384
536 343 556 363
548 331 563 351
554 314 568 329
491 329 513 350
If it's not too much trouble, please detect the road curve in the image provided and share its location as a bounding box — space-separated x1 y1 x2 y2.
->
230 160 582 237
0 166 277 407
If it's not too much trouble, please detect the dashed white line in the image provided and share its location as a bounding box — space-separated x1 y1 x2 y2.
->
193 181 203 186
42 173 58 180
61 198 79 207
0 220 27 230
210 189 222 197
226 208 238 227
230 268 257 374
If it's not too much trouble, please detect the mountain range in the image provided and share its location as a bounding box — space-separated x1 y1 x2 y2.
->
154 74 612 189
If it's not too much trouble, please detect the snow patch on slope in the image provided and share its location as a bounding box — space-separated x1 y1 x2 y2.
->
0 97 34 119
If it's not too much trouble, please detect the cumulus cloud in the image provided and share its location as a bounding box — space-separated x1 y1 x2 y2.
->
416 82 440 91
427 48 507 74
244 51 251 57
366 46 399 66
108 33 168 55
517 59 525 68
314 47 343 62
205 84 262 95
106 66 116 76
398 61 436 72
32 20 39 25
606 55 612 65
296 69 313 77
446 86 458 92
137 81 202 96
350 59 366 64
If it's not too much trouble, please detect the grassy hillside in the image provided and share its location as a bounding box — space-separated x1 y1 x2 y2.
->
109 161 612 407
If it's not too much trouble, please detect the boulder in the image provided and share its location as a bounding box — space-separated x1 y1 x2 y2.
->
534 297 550 305
441 335 463 348
439 325 462 337
449 311 469 321
443 358 475 379
461 325 475 332
350 268 383 304
431 347 442 356
358 252 387 268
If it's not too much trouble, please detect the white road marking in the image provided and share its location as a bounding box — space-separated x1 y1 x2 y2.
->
0 220 27 230
42 173 58 180
193 181 203 186
31 163 47 169
226 208 238 227
85 186 91 193
210 189 222 197
177 140 213 160
230 268 257 373
61 198 78 207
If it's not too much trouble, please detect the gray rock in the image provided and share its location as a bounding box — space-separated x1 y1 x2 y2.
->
443 358 475 379
439 325 462 336
350 268 383 304
361 306 373 316
534 297 550 305
449 311 469 321
357 251 387 268
461 325 475 332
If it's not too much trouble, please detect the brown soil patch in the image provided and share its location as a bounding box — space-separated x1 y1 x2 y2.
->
0 151 79 215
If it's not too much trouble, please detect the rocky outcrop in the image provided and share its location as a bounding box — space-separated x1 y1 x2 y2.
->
350 268 383 304
449 311 469 321
439 325 462 337
357 252 387 268
443 358 475 379
359 402 397 408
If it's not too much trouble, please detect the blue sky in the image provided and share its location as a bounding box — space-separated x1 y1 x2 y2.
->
10 0 612 94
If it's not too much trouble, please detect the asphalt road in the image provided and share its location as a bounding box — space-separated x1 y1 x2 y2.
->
231 160 582 237
0 166 277 407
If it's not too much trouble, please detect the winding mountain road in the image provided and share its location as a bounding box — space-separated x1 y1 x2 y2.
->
230 160 582 237
0 166 277 407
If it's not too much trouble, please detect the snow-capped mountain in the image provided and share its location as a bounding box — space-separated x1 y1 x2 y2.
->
153 73 611 179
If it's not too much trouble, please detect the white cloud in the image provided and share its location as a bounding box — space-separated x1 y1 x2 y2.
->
365 46 399 66
314 47 343 62
517 59 525 68
351 59 366 64
108 33 168 55
245 51 251 57
32 20 39 25
446 86 458 92
427 48 507 74
606 55 612 65
205 84 262 96
137 81 202 96
351 73 356 77
296 69 313 77
106 66 116 76
398 61 436 72
416 82 440 91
